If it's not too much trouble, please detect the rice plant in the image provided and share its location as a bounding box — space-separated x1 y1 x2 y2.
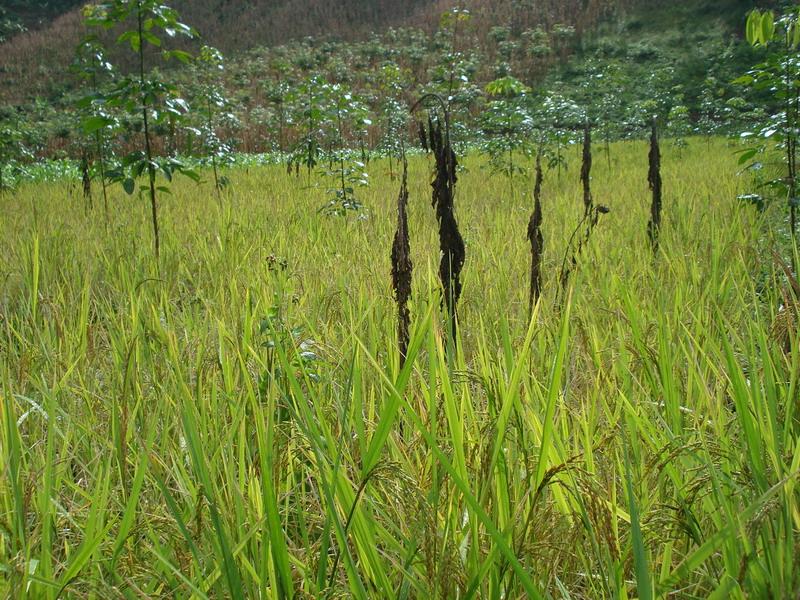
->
1 138 798 599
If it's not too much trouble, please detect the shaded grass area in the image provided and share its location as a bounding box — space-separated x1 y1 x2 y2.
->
1 138 799 598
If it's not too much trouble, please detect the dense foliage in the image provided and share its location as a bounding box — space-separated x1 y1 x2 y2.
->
0 0 768 165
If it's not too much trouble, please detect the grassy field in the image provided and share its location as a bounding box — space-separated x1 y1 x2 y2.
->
1 138 799 599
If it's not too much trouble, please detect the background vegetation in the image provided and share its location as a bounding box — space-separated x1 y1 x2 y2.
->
0 0 771 160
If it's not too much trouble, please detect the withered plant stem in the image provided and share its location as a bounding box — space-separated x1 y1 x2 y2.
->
647 118 663 255
528 151 544 316
391 149 412 364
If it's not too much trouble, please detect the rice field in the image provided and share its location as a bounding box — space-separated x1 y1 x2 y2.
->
1 138 799 599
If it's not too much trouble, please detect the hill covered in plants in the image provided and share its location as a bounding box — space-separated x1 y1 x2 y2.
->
1 0 614 102
0 0 765 103
0 0 773 165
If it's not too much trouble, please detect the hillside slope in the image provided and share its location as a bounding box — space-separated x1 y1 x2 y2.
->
0 0 615 104
0 0 778 161
0 1 83 38
549 0 766 115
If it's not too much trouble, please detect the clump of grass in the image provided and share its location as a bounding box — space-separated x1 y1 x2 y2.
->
769 251 800 352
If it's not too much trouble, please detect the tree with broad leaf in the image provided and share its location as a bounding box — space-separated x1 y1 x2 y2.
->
263 58 292 154
536 93 584 178
737 6 800 246
423 5 481 147
375 63 409 181
0 7 26 44
666 99 691 158
287 77 371 215
574 60 628 169
72 36 116 223
287 75 326 186
0 112 32 194
481 75 534 198
0 125 16 194
81 0 200 259
698 78 724 144
187 45 236 205
320 82 371 216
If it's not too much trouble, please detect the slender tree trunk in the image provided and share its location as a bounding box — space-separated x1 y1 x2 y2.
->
783 37 798 271
788 92 797 244
211 153 221 205
789 128 796 243
278 88 285 153
507 116 515 199
207 98 222 206
89 72 109 224
95 132 109 225
337 103 347 209
138 3 160 259
307 86 314 187
557 138 562 179
445 0 465 113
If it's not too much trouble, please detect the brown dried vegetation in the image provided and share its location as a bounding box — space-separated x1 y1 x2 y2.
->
527 151 544 314
647 118 663 254
559 122 609 294
421 114 465 344
391 153 412 363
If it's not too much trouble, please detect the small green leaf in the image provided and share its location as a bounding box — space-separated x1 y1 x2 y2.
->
117 31 141 52
82 116 112 135
166 50 193 64
737 148 758 165
181 169 201 183
75 96 95 110
122 178 135 195
761 11 775 44
142 31 161 47
746 10 760 45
